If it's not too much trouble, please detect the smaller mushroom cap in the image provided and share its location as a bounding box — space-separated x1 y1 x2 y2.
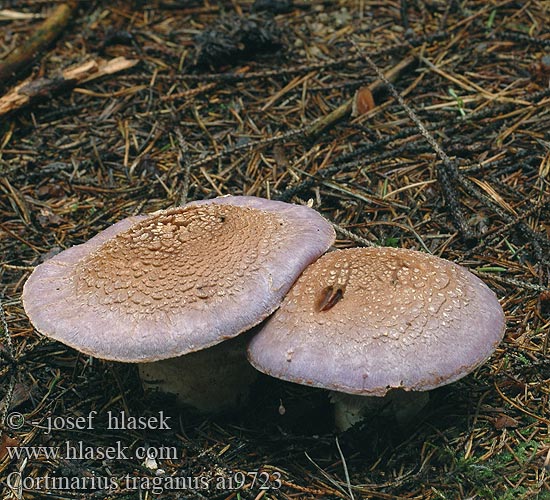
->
23 196 335 362
247 247 506 396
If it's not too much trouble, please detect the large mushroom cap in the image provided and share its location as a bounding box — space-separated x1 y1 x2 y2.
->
247 247 506 396
23 196 335 362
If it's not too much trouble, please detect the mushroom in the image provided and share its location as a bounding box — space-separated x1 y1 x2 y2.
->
22 196 335 412
247 247 506 430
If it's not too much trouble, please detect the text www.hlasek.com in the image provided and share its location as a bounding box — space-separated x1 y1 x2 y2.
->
7 441 177 461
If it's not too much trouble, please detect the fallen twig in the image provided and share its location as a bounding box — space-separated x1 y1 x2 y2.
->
0 0 78 87
0 57 138 116
0 9 43 21
305 55 418 140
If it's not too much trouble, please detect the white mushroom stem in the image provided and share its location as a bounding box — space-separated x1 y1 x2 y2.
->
138 334 257 413
330 390 430 432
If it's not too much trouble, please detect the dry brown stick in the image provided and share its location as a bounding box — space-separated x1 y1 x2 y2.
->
305 55 418 140
0 57 138 116
0 0 78 86
183 57 417 173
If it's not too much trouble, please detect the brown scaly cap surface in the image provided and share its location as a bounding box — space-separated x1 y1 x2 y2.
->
22 196 335 362
248 247 506 396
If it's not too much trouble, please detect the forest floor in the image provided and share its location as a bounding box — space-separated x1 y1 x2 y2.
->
1 1 550 499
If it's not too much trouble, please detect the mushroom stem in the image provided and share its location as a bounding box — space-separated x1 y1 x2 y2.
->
139 334 257 413
330 390 430 432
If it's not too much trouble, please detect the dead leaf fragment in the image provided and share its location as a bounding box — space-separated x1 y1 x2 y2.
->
0 434 20 461
352 87 375 116
493 414 519 429
539 290 550 317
